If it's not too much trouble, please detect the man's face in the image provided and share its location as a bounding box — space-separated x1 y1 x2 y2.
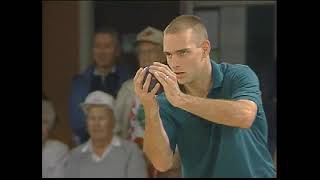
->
86 105 114 142
163 29 205 85
93 33 118 69
137 42 165 67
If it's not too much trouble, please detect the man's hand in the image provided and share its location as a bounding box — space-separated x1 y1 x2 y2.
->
149 62 185 107
133 67 161 108
134 66 174 172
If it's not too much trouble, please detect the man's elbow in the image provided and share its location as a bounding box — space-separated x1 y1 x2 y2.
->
239 110 256 129
145 154 173 172
143 147 173 172
240 118 254 128
153 160 173 172
236 100 257 128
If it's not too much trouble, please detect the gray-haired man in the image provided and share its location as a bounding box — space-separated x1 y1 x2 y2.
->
64 91 147 178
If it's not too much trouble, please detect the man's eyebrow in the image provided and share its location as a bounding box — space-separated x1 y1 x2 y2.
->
164 48 190 54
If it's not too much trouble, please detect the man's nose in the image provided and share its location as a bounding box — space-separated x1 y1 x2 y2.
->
170 56 180 69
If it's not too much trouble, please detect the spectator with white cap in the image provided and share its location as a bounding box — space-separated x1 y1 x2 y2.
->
64 91 147 178
42 99 69 178
114 26 181 178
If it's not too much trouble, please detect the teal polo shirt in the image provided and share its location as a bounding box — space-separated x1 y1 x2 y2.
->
156 60 276 178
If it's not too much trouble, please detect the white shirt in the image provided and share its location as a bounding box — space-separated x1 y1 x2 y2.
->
81 136 121 163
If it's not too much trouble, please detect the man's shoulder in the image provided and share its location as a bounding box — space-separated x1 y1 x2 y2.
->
116 63 130 70
118 138 141 152
68 142 88 159
222 62 250 72
72 65 95 82
105 138 143 159
115 63 135 77
43 140 69 163
115 79 134 102
120 79 134 91
221 63 257 80
44 139 69 153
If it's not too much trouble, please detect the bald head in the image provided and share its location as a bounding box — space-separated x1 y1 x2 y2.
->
164 15 208 45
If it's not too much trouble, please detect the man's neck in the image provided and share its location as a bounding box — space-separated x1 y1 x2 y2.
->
91 135 113 157
96 65 114 76
184 59 212 98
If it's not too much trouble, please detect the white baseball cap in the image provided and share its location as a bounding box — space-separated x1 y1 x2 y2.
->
80 91 115 113
136 26 163 45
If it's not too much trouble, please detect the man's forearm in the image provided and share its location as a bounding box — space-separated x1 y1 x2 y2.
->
143 105 173 172
177 94 257 128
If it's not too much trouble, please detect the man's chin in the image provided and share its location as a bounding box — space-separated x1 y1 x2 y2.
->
91 136 106 141
177 78 188 85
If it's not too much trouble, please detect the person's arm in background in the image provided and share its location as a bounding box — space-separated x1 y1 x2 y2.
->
126 143 148 178
69 76 89 144
114 80 135 138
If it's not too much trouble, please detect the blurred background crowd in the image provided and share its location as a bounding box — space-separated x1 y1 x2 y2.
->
42 1 276 178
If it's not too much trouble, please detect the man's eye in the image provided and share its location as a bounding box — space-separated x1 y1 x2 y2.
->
166 53 172 58
179 50 188 56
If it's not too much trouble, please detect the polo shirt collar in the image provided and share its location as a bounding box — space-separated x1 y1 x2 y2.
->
81 136 121 162
210 60 224 91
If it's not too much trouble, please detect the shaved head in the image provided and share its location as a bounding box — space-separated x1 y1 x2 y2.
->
164 15 208 45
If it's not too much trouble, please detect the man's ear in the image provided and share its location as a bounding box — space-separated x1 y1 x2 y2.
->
201 40 211 58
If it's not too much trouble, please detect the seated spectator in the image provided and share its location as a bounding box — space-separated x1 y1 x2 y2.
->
114 26 166 142
42 99 69 178
64 91 147 178
114 26 181 178
69 27 134 145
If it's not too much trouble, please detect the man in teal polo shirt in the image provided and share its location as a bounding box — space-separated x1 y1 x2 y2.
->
133 15 276 178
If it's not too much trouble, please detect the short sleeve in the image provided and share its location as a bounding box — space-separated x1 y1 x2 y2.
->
231 66 262 107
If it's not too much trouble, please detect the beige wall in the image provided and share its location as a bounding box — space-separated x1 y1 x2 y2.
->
43 1 80 148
